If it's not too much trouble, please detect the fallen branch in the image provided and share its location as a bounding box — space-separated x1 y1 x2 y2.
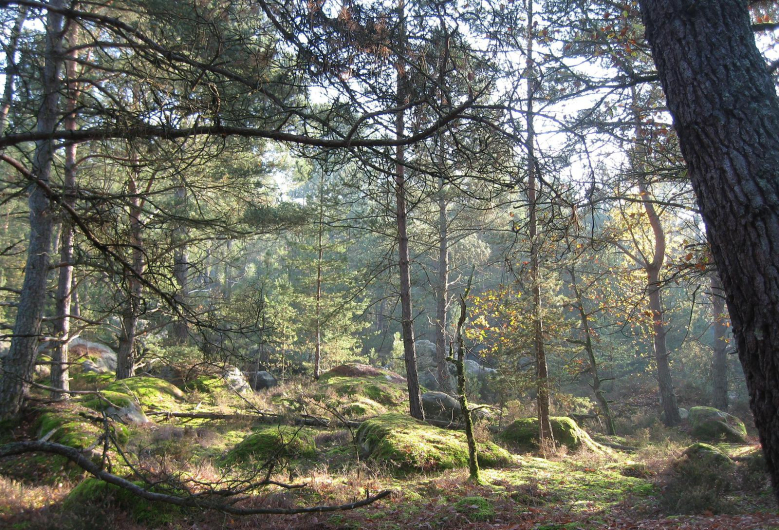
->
0 440 392 515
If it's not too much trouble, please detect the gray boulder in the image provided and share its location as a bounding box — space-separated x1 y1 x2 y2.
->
422 391 462 423
223 366 252 394
70 338 117 373
250 370 277 391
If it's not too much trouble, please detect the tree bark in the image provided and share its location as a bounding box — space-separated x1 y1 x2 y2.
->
314 171 325 380
639 0 779 501
0 6 27 134
0 2 65 419
395 0 423 420
710 273 728 411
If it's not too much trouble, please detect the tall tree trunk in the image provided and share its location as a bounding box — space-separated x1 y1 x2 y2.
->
632 88 681 426
171 181 189 344
0 2 65 418
639 0 779 501
526 0 553 446
50 23 82 400
395 0 423 420
313 172 325 380
0 6 27 134
710 273 728 411
116 158 144 380
435 176 450 392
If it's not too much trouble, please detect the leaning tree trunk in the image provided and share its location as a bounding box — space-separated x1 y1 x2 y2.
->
710 273 728 411
395 0 423 420
0 2 65 419
639 0 779 502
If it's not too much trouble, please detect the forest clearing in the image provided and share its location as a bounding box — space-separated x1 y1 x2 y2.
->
3 0 779 528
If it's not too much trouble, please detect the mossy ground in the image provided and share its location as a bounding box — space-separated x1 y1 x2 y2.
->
104 376 186 411
2 374 777 530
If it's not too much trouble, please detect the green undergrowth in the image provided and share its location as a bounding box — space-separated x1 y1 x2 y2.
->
79 391 136 413
69 371 114 391
356 413 512 474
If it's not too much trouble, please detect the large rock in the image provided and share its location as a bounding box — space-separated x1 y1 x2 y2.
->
222 366 252 394
70 338 117 373
414 340 438 372
247 370 277 391
356 413 511 473
500 416 610 454
689 406 748 443
322 363 406 384
422 391 462 423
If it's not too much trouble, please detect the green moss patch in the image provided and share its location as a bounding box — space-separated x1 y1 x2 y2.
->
455 496 495 521
500 417 608 454
221 426 317 467
36 407 128 449
69 371 114 391
184 375 226 394
356 413 512 474
104 376 185 411
64 478 183 526
688 406 747 444
80 391 135 412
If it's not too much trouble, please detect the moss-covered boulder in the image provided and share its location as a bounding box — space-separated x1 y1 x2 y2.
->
63 478 182 526
500 417 608 453
80 391 149 424
421 391 461 423
221 426 317 466
688 406 748 443
36 407 129 449
356 413 512 473
680 442 733 467
104 376 185 411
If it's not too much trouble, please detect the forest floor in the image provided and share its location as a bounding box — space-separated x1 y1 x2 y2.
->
0 367 777 530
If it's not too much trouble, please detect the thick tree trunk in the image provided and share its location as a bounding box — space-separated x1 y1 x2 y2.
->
0 3 65 419
710 273 728 410
395 0 423 420
639 0 779 501
526 0 553 447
